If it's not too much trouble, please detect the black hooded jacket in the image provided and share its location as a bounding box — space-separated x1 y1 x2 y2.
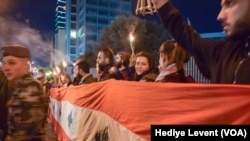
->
158 2 250 84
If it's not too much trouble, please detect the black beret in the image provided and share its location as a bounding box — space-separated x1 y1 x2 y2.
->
1 45 30 58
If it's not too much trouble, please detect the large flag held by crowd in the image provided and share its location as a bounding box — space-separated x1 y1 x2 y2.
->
49 80 250 141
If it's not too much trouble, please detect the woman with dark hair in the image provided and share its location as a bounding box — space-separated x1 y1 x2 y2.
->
155 40 195 83
130 51 158 82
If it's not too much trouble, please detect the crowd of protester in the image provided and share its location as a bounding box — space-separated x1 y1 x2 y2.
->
38 39 195 91
0 39 197 140
2 0 250 140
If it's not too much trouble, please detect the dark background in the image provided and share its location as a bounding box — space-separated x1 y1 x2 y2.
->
5 0 222 35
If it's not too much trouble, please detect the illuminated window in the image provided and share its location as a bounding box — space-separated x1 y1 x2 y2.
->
70 30 77 39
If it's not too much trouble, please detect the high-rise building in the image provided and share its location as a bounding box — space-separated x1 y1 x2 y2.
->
55 0 66 31
54 0 67 66
53 0 132 66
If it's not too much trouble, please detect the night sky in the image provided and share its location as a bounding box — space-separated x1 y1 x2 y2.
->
173 0 222 33
10 0 56 36
135 0 222 33
0 0 56 67
7 0 222 35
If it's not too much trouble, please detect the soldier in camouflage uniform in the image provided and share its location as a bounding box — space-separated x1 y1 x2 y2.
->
0 45 48 141
0 69 15 141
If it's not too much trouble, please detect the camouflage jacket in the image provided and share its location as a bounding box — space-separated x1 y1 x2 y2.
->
0 70 15 141
6 74 48 141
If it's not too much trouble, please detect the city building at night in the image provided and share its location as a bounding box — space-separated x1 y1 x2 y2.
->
54 0 67 66
53 0 132 66
53 0 225 83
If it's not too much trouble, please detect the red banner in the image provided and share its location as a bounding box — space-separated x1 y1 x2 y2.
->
49 80 250 141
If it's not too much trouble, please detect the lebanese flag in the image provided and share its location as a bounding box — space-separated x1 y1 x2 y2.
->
49 80 250 141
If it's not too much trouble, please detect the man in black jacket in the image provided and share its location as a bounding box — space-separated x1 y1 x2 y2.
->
153 0 250 84
96 47 122 81
75 60 97 85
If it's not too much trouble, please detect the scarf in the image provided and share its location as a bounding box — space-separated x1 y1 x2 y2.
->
155 63 177 82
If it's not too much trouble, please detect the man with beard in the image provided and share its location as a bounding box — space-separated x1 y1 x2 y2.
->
115 51 131 80
75 59 97 85
96 47 122 81
152 0 250 84
72 58 85 85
